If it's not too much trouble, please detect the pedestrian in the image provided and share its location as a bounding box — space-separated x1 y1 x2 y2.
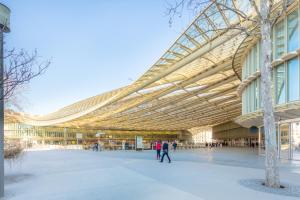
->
160 141 171 163
156 141 161 160
172 141 177 152
98 142 102 151
93 143 98 151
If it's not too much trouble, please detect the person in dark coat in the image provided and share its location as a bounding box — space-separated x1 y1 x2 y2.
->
172 141 177 152
160 141 171 163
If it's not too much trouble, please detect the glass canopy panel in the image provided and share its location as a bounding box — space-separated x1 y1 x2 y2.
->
157 60 168 65
186 25 207 45
236 0 252 16
171 45 187 56
194 34 206 44
163 53 177 60
287 10 299 52
185 85 206 92
222 0 239 22
207 4 227 30
195 17 214 38
178 35 197 50
186 26 200 38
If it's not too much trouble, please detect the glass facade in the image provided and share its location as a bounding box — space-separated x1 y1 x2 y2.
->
274 21 285 59
242 43 260 80
288 58 300 101
288 10 299 52
4 123 179 147
276 64 286 104
242 7 300 115
242 79 260 114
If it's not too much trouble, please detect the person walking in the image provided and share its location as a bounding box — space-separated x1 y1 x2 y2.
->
172 141 177 152
156 141 161 160
160 141 171 163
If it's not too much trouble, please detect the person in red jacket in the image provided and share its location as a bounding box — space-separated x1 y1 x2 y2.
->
155 141 162 160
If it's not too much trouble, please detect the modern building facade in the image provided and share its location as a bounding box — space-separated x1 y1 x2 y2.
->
212 122 258 147
4 123 181 149
235 2 300 160
4 1 300 160
189 127 212 144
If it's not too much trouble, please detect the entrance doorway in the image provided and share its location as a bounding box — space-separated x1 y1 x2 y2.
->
278 121 300 160
279 124 290 159
291 122 300 160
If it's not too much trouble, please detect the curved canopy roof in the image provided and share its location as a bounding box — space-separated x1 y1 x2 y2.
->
14 0 281 131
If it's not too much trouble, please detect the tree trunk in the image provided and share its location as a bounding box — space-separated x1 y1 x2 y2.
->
0 30 4 198
260 0 280 188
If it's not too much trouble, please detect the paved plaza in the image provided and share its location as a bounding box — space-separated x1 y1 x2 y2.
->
3 148 300 200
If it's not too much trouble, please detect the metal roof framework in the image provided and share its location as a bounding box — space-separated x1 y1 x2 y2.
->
13 0 283 131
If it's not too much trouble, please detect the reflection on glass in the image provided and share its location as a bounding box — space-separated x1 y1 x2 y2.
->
288 10 299 52
280 124 290 159
255 79 260 109
291 122 300 160
275 21 285 59
253 44 257 71
251 82 255 112
276 64 286 104
288 58 299 101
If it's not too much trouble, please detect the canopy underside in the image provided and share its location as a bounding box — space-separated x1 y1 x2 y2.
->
10 0 286 131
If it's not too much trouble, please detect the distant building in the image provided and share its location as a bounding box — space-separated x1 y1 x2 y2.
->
189 127 212 144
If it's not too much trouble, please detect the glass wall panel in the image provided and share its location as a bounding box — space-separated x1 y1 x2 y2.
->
253 44 257 71
259 41 262 69
288 58 299 101
250 83 254 112
250 49 253 75
287 10 299 52
255 79 259 110
242 5 300 114
242 62 246 80
275 21 285 59
291 122 300 160
280 124 290 159
276 64 286 104
242 92 244 114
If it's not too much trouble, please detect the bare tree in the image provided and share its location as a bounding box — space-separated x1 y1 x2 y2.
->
0 30 50 198
167 0 289 188
2 48 50 102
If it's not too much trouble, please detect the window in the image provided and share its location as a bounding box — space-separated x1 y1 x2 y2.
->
276 64 286 104
242 92 245 114
242 7 300 114
255 79 260 110
287 10 299 52
249 49 253 75
288 58 299 101
259 41 262 69
249 84 253 112
253 44 258 71
251 82 256 112
274 21 285 59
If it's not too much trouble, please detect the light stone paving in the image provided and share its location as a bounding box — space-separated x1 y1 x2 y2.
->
3 148 300 200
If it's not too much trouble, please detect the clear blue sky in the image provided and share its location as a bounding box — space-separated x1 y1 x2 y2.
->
2 0 192 115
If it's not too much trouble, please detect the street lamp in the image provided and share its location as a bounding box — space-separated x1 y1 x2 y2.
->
0 3 10 199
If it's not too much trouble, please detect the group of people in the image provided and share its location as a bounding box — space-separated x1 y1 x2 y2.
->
154 141 177 163
92 142 102 151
